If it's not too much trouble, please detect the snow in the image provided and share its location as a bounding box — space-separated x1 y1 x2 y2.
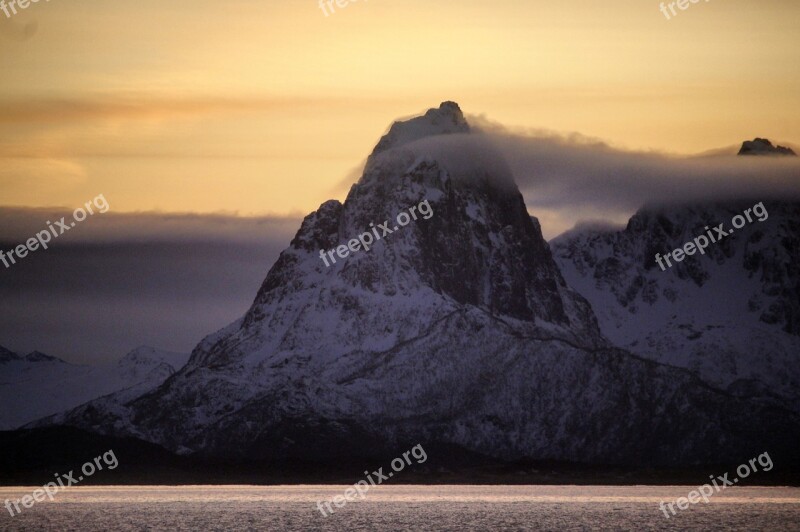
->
551 201 800 409
0 346 189 430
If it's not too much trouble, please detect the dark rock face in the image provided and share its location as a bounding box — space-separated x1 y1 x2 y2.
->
42 104 800 468
409 163 580 326
738 138 797 156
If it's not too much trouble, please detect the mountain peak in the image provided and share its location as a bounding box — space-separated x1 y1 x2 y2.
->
119 345 190 371
24 351 65 363
0 345 20 363
214 102 604 371
122 345 159 362
738 138 796 156
370 101 470 157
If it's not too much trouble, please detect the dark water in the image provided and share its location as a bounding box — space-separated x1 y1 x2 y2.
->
1 485 799 531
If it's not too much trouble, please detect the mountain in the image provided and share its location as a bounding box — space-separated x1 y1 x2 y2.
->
551 201 800 411
1 346 189 430
24 350 66 363
371 100 470 156
40 103 800 467
738 138 796 156
0 345 20 363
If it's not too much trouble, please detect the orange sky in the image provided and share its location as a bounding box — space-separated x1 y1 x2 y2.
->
1 0 798 216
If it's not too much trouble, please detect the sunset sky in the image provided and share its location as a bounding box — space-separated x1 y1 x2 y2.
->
1 0 799 217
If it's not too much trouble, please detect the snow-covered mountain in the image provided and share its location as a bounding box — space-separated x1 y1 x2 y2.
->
41 104 800 466
1 345 189 430
552 201 800 411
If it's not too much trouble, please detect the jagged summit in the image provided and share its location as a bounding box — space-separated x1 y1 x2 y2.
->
362 102 516 194
738 138 796 156
370 101 470 158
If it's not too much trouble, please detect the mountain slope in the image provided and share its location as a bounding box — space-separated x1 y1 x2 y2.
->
551 201 800 410
2 346 189 430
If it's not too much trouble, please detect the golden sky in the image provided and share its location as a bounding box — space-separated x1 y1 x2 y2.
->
1 0 798 216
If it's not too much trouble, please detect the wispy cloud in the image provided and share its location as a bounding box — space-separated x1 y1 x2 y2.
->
470 116 800 237
0 95 338 124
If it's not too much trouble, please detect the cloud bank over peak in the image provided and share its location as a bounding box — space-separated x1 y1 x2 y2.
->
467 115 800 238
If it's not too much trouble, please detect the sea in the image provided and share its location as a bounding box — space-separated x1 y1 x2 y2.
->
0 485 798 531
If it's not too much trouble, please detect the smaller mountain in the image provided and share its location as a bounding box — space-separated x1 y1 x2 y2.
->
738 138 796 156
118 345 190 378
24 351 66 363
1 346 189 430
0 345 20 363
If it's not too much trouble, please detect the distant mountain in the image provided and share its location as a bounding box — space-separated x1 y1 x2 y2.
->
738 138 796 156
552 201 800 411
0 345 20 363
24 351 66 363
1 346 189 430
42 103 800 467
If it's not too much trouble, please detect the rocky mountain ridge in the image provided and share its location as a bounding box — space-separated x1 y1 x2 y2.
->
552 201 800 410
738 138 796 156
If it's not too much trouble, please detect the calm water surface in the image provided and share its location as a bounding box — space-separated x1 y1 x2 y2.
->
1 485 799 531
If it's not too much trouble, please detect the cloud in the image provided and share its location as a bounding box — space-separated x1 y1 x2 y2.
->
469 116 800 238
0 95 361 125
0 209 301 364
0 158 88 196
0 18 38 42
0 208 301 243
329 160 368 197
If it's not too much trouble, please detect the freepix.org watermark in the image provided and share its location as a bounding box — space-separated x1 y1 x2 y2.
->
655 201 768 272
318 0 366 17
316 444 427 517
659 451 773 518
319 199 433 268
659 0 711 21
0 194 110 270
4 449 119 517
1 0 52 19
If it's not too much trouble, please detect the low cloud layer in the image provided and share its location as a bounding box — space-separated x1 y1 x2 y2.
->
0 210 300 364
